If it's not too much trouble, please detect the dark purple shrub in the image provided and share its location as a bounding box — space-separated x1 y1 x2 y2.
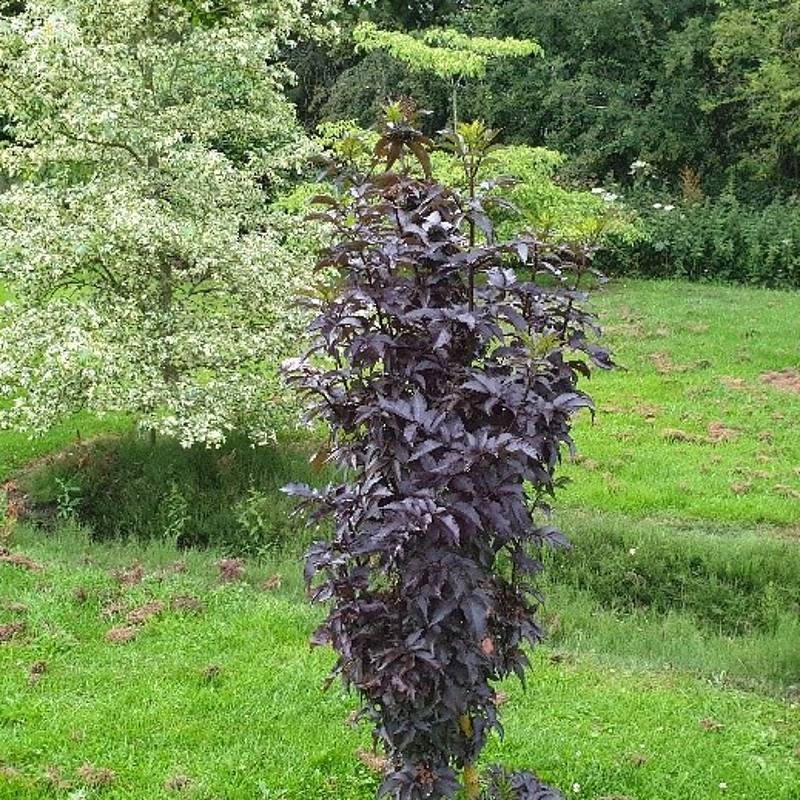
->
284 118 609 799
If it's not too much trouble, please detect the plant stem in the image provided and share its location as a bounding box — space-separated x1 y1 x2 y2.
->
463 764 481 799
467 149 476 309
459 714 480 799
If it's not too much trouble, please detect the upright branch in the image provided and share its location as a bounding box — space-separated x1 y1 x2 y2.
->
285 116 611 800
440 120 504 308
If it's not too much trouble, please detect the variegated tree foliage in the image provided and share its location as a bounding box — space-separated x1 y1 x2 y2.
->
0 0 335 447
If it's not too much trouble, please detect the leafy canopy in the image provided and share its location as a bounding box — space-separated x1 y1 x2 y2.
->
353 21 541 80
711 1 800 183
0 0 334 446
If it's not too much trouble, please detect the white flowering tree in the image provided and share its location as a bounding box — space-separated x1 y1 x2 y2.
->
0 0 335 447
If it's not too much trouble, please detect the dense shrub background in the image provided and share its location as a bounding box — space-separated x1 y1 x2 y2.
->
294 0 798 199
599 198 800 287
286 1 800 291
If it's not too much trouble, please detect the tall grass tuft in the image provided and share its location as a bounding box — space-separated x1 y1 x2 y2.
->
18 433 329 556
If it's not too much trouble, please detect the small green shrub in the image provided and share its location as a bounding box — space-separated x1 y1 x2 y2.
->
53 476 83 522
603 197 800 287
291 117 640 252
19 434 326 556
227 487 297 556
432 143 640 245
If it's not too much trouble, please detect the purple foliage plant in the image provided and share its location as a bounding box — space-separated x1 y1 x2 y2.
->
284 105 611 800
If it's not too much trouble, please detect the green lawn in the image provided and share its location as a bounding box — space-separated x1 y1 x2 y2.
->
2 277 800 799
1 528 798 800
2 279 798 525
562 279 800 525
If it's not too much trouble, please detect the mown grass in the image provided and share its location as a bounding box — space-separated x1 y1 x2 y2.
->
2 277 800 798
3 279 797 526
1 528 798 800
16 435 800 675
561 279 800 525
545 584 800 695
541 509 800 691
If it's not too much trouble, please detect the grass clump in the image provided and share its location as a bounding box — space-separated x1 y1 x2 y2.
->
544 510 800 636
16 434 325 556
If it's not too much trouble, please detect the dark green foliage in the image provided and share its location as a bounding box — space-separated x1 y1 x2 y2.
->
0 1 23 155
0 1 25 16
312 1 726 185
710 1 800 190
601 198 800 287
353 0 466 30
451 0 728 187
306 1 798 201
286 3 460 130
318 51 449 131
19 434 322 555
543 519 800 636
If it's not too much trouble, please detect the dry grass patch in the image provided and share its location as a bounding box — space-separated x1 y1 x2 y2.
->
0 621 25 642
761 369 800 395
105 625 138 644
0 547 42 571
126 600 165 626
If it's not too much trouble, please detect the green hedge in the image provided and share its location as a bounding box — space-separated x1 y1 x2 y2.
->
543 516 800 636
600 197 800 288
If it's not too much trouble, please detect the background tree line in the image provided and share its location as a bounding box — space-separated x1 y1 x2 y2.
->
290 0 800 204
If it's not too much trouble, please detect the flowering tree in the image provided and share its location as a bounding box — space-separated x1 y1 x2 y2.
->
286 113 609 798
0 0 335 446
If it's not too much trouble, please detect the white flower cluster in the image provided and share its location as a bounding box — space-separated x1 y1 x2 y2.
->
628 158 652 176
0 0 329 447
652 202 676 211
590 186 619 203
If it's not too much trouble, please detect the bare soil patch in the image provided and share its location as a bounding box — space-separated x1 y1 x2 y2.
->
0 547 42 571
110 562 144 586
0 621 25 642
761 369 800 395
126 600 165 626
171 595 204 614
707 422 740 443
218 558 245 584
105 626 138 644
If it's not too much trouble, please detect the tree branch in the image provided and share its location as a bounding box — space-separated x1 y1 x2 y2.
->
59 129 144 165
